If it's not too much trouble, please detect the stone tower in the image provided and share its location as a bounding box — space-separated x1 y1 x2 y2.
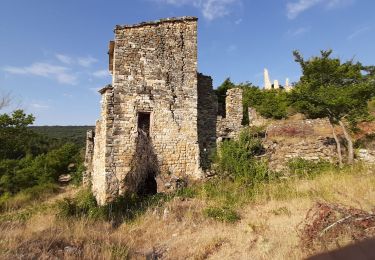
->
89 17 215 205
273 79 279 89
264 68 272 90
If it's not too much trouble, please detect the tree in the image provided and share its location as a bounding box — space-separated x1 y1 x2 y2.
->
0 110 35 160
290 50 375 166
242 84 290 123
215 78 236 117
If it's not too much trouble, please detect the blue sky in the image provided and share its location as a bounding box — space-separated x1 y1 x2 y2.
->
0 0 374 125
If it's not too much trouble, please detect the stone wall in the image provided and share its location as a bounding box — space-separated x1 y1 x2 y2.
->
197 73 217 169
264 118 338 171
91 17 203 205
216 88 243 141
83 130 95 186
248 107 269 127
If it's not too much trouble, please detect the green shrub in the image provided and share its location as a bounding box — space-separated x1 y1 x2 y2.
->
203 206 240 223
56 189 106 220
214 128 272 186
242 86 291 121
287 158 334 178
56 189 173 222
0 183 59 211
0 143 81 195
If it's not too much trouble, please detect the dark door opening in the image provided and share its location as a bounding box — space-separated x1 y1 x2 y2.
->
138 112 151 136
138 171 157 196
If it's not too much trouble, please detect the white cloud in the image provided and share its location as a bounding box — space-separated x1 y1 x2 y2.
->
63 93 73 98
55 53 98 68
347 26 371 40
92 69 110 78
154 0 241 20
31 103 49 109
78 56 98 67
55 53 73 64
202 0 238 21
3 62 78 85
287 26 310 37
286 0 353 19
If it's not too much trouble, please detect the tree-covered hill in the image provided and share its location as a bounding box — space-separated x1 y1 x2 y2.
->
29 126 94 147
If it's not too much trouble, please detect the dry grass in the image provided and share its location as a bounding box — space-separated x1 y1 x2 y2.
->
0 164 374 259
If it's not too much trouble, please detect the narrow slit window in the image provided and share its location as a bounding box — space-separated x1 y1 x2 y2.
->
138 112 151 136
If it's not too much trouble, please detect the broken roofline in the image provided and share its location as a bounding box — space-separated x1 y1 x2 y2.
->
114 16 198 31
98 84 113 95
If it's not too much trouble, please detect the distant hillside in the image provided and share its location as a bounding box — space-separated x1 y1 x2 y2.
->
30 126 94 147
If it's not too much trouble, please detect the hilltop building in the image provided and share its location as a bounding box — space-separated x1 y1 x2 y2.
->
84 17 243 205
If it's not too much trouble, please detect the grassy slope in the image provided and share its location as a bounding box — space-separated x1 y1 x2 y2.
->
0 164 374 259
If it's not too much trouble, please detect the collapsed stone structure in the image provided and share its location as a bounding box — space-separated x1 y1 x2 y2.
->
84 17 247 205
85 17 351 205
264 117 338 172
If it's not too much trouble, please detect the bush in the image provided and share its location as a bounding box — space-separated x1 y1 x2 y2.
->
0 143 81 195
214 128 272 186
56 189 105 220
287 158 334 178
242 86 291 121
56 189 173 222
0 183 59 211
204 206 240 223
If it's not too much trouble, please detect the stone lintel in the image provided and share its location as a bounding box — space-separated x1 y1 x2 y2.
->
115 16 198 31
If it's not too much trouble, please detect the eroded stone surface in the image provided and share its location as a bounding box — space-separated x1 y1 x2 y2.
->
89 17 216 205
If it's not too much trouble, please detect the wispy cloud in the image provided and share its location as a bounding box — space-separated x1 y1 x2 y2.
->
92 69 110 78
55 53 98 67
287 26 311 37
154 0 241 21
347 26 371 40
55 53 73 64
3 62 78 85
30 103 49 109
286 0 353 19
78 56 98 67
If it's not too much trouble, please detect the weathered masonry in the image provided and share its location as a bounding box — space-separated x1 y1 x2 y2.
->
85 17 226 205
86 17 344 206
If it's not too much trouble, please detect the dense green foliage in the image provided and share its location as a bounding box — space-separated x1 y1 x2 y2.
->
0 110 85 206
0 110 36 160
289 50 375 165
290 50 375 126
242 85 290 123
30 125 94 147
0 143 82 195
213 128 272 185
215 79 291 124
215 77 236 104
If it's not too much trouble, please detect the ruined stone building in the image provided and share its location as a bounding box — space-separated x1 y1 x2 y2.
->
84 17 347 205
84 17 247 205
